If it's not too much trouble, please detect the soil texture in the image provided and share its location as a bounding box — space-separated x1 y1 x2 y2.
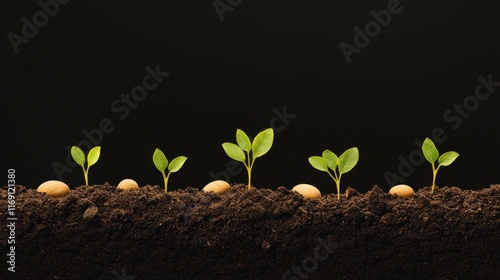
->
1 183 499 280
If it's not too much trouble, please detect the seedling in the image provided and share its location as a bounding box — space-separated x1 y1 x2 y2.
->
71 145 101 186
422 137 459 194
308 147 359 200
152 148 187 192
222 128 274 190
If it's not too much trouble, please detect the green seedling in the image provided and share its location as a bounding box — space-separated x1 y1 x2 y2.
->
422 137 459 194
308 147 359 200
222 128 274 190
71 145 101 186
152 148 187 192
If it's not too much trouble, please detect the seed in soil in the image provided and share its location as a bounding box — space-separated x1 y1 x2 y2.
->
292 183 322 199
36 180 70 198
203 180 230 194
116 179 139 191
389 184 414 198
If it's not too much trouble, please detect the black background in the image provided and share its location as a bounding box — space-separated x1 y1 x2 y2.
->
2 0 499 195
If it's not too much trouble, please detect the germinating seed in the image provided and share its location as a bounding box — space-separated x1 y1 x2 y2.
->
389 184 414 198
292 184 322 199
203 180 230 194
116 179 139 191
37 180 70 198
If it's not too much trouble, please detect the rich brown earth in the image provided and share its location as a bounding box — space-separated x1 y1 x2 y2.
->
1 183 499 280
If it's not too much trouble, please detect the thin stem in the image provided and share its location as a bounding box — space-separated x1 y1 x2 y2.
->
337 174 342 200
247 152 253 190
431 165 440 194
164 172 170 192
247 155 256 190
247 166 252 190
328 171 341 200
83 166 88 185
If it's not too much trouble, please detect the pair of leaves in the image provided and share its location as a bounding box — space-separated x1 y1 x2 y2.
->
309 147 359 176
71 146 101 169
152 148 187 174
222 128 274 163
71 146 101 185
422 138 459 167
422 137 459 194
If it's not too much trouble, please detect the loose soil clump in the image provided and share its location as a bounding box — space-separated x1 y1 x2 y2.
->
1 183 499 279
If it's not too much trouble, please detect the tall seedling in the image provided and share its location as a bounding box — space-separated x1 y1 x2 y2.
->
309 147 359 200
222 128 274 190
422 137 459 194
152 148 187 192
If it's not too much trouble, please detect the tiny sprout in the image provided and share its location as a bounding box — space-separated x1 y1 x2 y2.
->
222 128 274 190
308 147 359 200
422 137 459 194
71 145 101 186
152 148 187 192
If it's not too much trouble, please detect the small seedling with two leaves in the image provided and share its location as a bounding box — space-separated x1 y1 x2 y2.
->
308 147 359 200
152 148 187 192
71 145 101 186
422 137 459 194
222 128 274 190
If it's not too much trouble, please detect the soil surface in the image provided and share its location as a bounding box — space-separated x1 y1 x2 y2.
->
1 183 499 280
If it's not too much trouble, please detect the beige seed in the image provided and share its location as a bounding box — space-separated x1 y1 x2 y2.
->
203 180 230 194
116 179 139 191
292 184 322 199
37 180 70 198
389 184 415 198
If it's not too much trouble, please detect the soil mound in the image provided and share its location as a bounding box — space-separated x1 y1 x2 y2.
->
1 183 499 279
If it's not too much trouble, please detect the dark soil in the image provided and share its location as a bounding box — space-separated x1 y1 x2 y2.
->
1 183 499 280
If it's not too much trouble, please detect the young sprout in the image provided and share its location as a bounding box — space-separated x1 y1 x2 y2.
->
222 128 274 190
71 145 101 186
422 137 459 194
152 148 187 192
308 147 359 200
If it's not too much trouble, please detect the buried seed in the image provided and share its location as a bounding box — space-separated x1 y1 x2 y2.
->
37 180 70 198
389 184 414 198
83 205 98 220
292 184 322 199
116 179 139 191
203 180 230 194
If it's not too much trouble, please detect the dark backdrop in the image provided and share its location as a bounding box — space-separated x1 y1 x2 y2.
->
2 0 499 195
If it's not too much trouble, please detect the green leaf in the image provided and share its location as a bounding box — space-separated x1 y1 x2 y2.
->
308 156 329 172
87 146 101 167
236 129 252 152
153 148 168 173
438 151 459 166
168 156 188 173
71 146 85 167
222 143 246 162
422 137 439 163
322 149 338 171
338 147 359 174
252 128 274 158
